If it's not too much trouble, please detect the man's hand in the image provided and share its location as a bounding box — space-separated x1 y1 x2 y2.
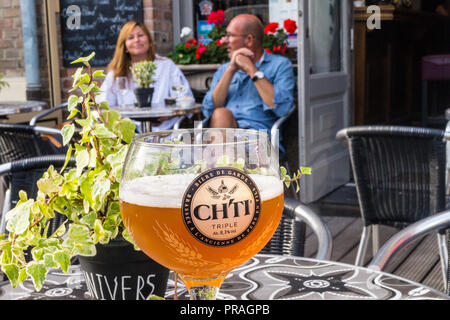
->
229 48 255 74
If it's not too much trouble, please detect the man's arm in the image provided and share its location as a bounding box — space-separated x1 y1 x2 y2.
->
211 48 256 108
211 67 235 108
234 54 275 108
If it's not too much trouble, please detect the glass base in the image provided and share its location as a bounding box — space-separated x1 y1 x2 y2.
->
178 274 226 300
188 286 219 300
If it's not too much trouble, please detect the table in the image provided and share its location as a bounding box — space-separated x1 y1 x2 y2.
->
114 102 202 132
0 254 448 300
0 100 47 117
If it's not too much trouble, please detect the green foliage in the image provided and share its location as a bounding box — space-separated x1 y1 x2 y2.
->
130 60 156 88
0 52 136 291
0 72 10 91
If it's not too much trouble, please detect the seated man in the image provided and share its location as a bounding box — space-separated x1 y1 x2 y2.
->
202 14 295 144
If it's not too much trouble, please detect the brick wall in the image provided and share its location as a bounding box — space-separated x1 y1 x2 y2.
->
0 0 24 77
143 0 173 55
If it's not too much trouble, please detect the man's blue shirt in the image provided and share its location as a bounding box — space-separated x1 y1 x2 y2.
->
202 52 295 131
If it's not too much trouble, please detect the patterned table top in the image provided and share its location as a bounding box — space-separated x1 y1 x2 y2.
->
0 255 447 300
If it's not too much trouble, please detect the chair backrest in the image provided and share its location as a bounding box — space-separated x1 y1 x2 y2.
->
0 155 76 235
336 126 446 228
260 197 333 260
0 123 64 164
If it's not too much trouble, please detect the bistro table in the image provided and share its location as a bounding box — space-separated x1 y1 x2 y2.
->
114 102 202 132
0 254 448 300
0 100 47 118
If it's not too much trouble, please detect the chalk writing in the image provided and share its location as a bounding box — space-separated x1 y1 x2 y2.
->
60 0 143 67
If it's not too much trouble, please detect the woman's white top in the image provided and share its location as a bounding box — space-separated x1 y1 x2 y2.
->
96 55 194 131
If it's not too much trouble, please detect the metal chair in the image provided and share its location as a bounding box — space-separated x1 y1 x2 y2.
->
336 125 447 267
0 155 75 235
29 102 68 126
368 209 450 295
0 123 65 165
260 197 333 260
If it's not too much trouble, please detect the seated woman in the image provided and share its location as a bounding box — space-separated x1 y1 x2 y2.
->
97 20 193 131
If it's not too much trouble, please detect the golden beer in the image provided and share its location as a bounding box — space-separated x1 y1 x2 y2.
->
120 173 283 287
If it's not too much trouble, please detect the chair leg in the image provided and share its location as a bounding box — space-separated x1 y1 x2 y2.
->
355 226 371 266
372 224 379 256
436 231 448 293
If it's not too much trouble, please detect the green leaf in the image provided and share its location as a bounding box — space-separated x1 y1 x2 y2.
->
5 199 33 234
61 145 73 173
43 253 58 268
92 69 106 78
71 52 95 65
116 118 135 144
2 264 20 288
91 177 110 210
26 262 47 291
37 175 62 194
66 223 91 242
300 167 312 175
61 123 75 146
54 250 70 273
80 211 97 229
88 148 97 168
75 149 89 176
93 124 117 139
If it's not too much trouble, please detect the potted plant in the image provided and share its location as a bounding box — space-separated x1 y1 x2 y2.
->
130 60 156 107
0 52 169 300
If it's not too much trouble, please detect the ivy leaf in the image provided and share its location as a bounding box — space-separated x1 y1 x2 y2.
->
61 123 75 146
2 264 20 288
75 149 89 176
300 167 312 175
117 118 136 144
93 124 117 139
37 175 62 194
80 211 97 229
92 69 106 78
5 199 33 234
91 177 110 210
54 250 70 273
26 262 48 291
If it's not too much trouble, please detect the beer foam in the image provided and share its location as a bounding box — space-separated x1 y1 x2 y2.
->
120 173 284 208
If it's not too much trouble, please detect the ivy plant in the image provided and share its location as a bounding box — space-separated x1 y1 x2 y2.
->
0 52 136 291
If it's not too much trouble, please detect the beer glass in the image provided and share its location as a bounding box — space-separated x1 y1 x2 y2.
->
119 128 284 299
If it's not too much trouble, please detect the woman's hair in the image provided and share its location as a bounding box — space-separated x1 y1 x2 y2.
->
108 21 156 78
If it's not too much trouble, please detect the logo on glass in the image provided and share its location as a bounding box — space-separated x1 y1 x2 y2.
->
182 168 261 247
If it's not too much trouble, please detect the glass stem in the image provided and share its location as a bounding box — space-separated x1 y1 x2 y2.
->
188 286 218 300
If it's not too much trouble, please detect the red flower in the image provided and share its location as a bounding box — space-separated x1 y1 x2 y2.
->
283 19 297 34
207 11 216 24
215 9 225 24
265 48 272 54
207 10 225 25
185 38 197 49
196 43 206 59
264 22 279 34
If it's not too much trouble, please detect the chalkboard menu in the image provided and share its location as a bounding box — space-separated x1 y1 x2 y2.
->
60 0 143 67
